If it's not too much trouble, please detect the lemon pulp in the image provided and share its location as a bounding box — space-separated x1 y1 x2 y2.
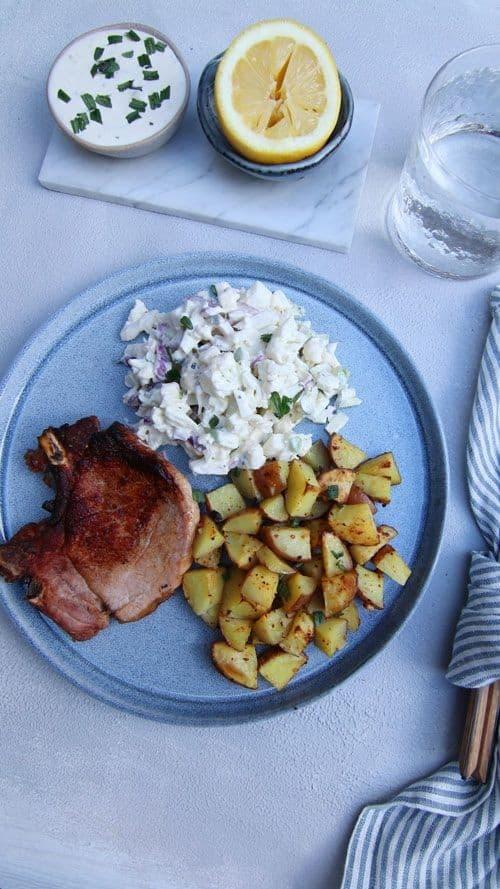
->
215 20 341 164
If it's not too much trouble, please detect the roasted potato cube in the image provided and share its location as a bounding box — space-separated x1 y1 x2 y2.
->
285 459 320 517
224 531 262 569
260 494 289 523
349 525 397 565
231 468 262 501
206 483 246 519
220 568 261 620
182 568 224 625
240 565 279 614
329 504 379 545
301 557 323 587
201 603 222 628
356 565 384 609
262 525 311 562
302 440 331 474
318 468 356 504
314 617 348 656
329 434 366 469
282 572 317 614
253 460 289 498
347 484 377 514
372 545 411 584
196 547 222 568
219 614 253 651
258 648 307 690
354 472 392 505
212 642 258 689
257 545 295 575
306 498 330 518
322 570 357 616
321 532 353 577
192 515 225 562
358 452 401 485
252 607 292 644
279 611 314 655
339 601 360 631
308 519 330 552
223 507 263 535
305 589 325 615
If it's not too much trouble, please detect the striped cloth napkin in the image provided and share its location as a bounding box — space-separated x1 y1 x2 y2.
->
341 286 500 889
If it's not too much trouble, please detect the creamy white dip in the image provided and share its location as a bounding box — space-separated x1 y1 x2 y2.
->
48 26 187 148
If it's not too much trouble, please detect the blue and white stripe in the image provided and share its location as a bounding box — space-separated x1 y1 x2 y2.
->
341 287 500 889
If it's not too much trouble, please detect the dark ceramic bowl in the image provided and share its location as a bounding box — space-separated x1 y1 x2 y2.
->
197 53 354 180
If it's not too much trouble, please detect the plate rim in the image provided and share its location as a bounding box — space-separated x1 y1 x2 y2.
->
0 252 448 724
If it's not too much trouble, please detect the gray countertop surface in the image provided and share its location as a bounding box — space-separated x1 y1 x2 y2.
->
1 2 499 887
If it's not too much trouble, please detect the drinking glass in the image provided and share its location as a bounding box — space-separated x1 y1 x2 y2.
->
387 45 500 278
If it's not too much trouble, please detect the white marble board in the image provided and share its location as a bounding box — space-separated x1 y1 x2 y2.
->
39 98 379 253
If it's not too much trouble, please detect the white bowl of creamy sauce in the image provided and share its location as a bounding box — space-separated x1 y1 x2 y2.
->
47 23 190 158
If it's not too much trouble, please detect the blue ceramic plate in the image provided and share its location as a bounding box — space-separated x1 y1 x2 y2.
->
197 55 354 180
0 254 447 724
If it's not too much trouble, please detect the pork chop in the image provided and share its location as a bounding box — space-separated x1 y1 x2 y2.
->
0 418 199 640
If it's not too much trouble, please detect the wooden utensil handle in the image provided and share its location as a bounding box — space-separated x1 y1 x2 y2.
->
459 681 499 783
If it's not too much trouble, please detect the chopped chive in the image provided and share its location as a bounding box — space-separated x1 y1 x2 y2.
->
165 365 181 383
209 416 219 429
57 89 71 103
148 91 161 110
160 85 171 101
94 57 120 79
144 37 156 54
209 284 218 298
81 93 96 110
143 69 159 80
326 484 339 501
261 333 272 343
70 112 89 133
313 611 325 626
155 41 166 52
125 29 141 41
118 80 143 92
122 50 134 58
290 517 301 527
126 110 141 123
94 46 104 60
138 53 152 68
129 97 147 112
90 108 102 124
192 489 206 504
96 94 112 107
108 34 123 44
277 577 289 601
180 316 193 330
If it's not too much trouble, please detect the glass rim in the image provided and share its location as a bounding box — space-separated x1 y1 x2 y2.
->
421 43 500 204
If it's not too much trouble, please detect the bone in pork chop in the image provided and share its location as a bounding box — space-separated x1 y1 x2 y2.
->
0 418 199 641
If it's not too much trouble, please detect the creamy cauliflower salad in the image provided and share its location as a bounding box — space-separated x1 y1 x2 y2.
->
121 281 360 475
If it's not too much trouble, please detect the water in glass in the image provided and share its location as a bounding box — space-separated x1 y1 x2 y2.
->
388 51 500 278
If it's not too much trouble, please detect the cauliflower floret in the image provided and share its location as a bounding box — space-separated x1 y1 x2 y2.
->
120 300 164 341
301 334 330 365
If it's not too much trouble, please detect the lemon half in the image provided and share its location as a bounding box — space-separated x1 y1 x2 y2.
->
215 19 342 165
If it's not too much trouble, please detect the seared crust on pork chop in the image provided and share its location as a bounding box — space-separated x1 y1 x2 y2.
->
0 419 199 640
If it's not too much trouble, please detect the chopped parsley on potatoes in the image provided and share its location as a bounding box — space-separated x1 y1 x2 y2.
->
183 434 412 692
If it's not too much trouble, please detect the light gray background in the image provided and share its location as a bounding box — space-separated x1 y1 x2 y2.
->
1 2 499 888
